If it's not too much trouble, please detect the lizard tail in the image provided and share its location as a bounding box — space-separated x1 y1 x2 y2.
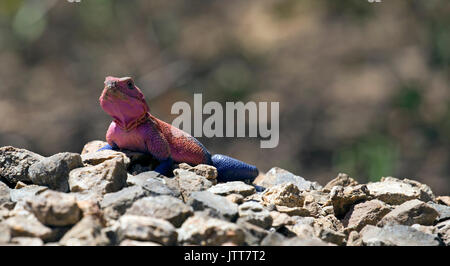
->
211 154 259 183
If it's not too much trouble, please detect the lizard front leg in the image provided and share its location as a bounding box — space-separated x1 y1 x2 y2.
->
142 122 173 176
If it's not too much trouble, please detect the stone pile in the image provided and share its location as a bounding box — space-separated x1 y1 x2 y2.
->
0 142 448 246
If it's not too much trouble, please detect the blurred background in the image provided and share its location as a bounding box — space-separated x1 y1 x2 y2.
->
0 0 449 195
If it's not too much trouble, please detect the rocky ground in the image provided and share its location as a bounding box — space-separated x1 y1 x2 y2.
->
0 141 449 246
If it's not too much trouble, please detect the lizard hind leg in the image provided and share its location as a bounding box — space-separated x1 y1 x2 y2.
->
211 154 259 183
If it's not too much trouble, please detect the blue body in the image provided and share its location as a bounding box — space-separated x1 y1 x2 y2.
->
98 145 258 183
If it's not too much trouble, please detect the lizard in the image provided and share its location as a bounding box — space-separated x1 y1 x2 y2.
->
98 76 259 182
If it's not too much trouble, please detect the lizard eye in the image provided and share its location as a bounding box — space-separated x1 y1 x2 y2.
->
127 80 134 90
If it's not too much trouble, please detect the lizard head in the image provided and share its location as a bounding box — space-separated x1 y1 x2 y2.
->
99 76 149 129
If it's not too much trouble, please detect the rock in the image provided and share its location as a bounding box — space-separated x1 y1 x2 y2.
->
0 223 11 243
117 215 177 245
302 190 329 206
270 211 296 228
322 173 358 192
328 185 371 216
427 202 450 222
238 201 272 229
347 231 363 246
119 239 162 246
9 237 44 246
187 191 238 221
314 215 344 233
178 163 218 181
0 146 44 184
360 224 441 246
236 220 270 246
177 214 245 246
126 171 161 186
81 140 108 154
367 177 435 205
69 158 127 195
59 216 110 246
100 185 150 220
3 214 52 241
342 199 391 232
208 181 255 197
317 228 346 246
9 184 48 203
0 181 11 205
127 171 180 198
288 223 316 239
254 167 322 191
436 196 450 206
174 169 213 201
275 206 311 217
435 220 450 245
26 190 81 226
262 182 304 208
261 232 330 246
226 194 244 204
411 224 437 235
28 153 83 192
81 150 130 167
378 199 439 226
125 196 193 227
302 201 321 218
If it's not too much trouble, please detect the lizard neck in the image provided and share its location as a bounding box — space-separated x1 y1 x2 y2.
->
114 112 150 132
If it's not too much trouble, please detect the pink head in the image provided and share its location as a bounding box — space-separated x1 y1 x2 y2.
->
99 76 149 129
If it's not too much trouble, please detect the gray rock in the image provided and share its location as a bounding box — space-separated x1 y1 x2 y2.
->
69 158 127 195
208 181 255 197
262 182 305 208
0 146 44 184
317 228 346 246
236 220 270 246
436 196 450 206
59 216 110 246
270 211 296 228
435 220 450 245
28 152 83 192
126 171 162 186
322 173 358 192
378 199 439 226
0 223 11 243
119 239 162 246
10 184 48 203
127 171 180 198
125 196 193 227
226 194 244 204
10 237 44 246
343 199 391 232
360 224 441 246
0 181 11 205
117 215 177 245
81 140 108 155
261 232 330 246
328 184 371 216
3 214 53 241
100 185 150 220
175 169 213 201
81 150 130 167
427 202 450 222
177 214 245 246
254 167 322 191
367 177 435 205
26 190 82 226
187 191 238 221
238 201 272 229
178 163 218 181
